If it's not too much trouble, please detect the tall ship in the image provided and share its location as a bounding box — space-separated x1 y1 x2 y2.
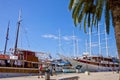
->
66 55 119 72
58 26 119 72
0 10 39 77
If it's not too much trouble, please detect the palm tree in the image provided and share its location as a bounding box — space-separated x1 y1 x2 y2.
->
69 0 120 58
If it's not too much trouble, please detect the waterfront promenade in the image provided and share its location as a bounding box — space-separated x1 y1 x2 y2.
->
0 72 119 80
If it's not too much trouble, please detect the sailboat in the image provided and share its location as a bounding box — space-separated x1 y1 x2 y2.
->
59 26 119 72
0 10 39 77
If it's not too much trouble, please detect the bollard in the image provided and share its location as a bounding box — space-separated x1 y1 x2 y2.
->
45 71 50 80
85 71 90 75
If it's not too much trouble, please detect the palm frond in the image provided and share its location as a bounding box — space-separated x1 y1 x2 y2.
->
72 0 85 26
73 0 84 19
68 0 110 34
92 14 95 26
78 2 88 24
72 5 78 18
84 13 87 33
88 12 91 27
69 0 74 10
97 0 104 21
78 9 84 24
74 15 78 27
105 0 110 34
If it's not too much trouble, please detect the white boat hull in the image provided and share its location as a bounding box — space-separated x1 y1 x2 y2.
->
68 58 119 72
62 68 76 73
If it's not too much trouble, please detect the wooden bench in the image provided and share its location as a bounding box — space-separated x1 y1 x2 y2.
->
58 76 79 80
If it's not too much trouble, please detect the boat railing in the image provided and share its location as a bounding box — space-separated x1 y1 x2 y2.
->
0 59 38 69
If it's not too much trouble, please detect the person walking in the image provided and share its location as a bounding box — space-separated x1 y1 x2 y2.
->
52 66 56 76
38 64 43 78
45 66 50 80
48 65 53 76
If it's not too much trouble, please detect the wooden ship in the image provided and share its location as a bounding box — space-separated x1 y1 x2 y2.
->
0 10 39 75
0 49 39 73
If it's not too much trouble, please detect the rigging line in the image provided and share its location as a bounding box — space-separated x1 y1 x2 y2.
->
21 25 30 49
19 25 23 49
60 45 66 55
24 27 30 49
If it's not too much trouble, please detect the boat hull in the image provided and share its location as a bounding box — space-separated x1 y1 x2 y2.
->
68 58 119 72
0 67 38 73
62 68 76 73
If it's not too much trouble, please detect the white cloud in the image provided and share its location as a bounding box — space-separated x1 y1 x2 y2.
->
63 35 80 41
41 34 80 41
41 34 58 40
62 36 73 41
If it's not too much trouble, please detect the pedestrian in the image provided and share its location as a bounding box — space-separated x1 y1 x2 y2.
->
53 66 56 76
38 64 43 78
48 65 53 76
45 66 50 80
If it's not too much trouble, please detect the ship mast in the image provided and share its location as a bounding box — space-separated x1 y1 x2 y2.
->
14 10 22 54
72 30 76 57
76 39 79 56
98 24 102 56
85 39 88 53
58 29 62 54
72 31 79 57
3 21 10 54
105 23 109 57
89 27 92 56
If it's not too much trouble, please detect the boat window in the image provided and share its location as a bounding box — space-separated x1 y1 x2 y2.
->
75 65 82 69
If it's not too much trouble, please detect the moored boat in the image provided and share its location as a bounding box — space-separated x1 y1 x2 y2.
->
0 10 39 77
58 53 119 72
0 49 39 74
68 55 119 72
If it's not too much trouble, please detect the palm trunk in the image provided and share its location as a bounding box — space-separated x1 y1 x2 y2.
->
111 0 120 58
110 0 120 80
114 25 120 57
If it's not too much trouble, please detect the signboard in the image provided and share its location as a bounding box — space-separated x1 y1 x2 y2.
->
10 55 18 60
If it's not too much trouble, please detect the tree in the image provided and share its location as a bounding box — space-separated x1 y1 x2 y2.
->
69 0 120 59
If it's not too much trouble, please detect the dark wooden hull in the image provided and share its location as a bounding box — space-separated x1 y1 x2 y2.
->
0 67 38 73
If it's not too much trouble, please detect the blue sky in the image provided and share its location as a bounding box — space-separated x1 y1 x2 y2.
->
0 0 118 58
